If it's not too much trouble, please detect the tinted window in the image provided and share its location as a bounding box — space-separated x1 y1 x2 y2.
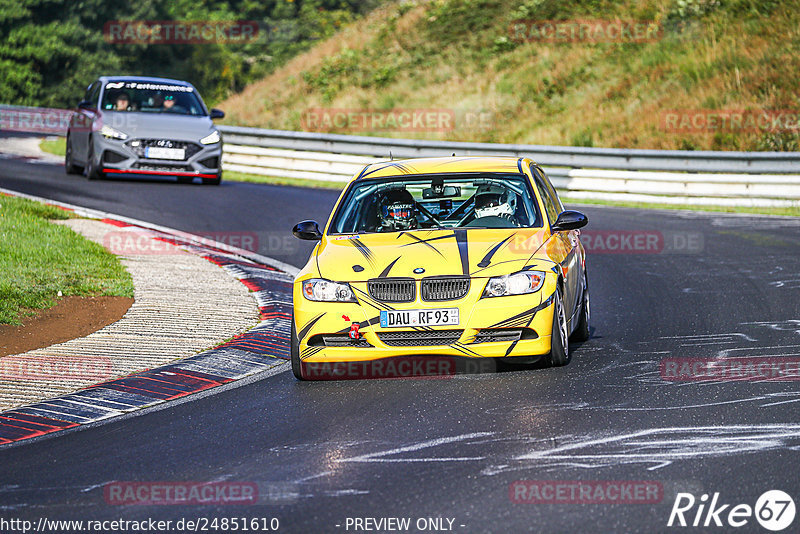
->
537 165 564 213
100 81 206 116
84 82 100 105
88 82 101 106
329 173 543 234
531 165 558 224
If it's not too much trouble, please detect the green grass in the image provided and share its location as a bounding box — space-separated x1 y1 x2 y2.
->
39 137 66 157
0 195 134 325
218 0 800 151
223 170 345 190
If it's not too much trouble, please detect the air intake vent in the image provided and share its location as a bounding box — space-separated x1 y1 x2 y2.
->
308 334 372 348
103 150 127 164
368 278 415 302
421 277 470 301
378 330 463 347
199 156 219 169
473 329 522 343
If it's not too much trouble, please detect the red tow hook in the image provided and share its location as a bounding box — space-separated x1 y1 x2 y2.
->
349 322 361 340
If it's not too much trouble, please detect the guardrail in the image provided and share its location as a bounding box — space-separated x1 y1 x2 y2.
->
3 101 797 207
219 125 800 207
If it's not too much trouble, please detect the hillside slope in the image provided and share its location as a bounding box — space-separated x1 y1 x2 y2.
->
219 0 800 151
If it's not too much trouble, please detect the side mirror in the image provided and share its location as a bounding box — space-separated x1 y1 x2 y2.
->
77 100 93 110
293 220 323 241
551 210 588 232
209 108 225 119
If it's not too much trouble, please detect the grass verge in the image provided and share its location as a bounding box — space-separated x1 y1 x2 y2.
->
39 137 66 157
0 195 134 325
218 0 800 151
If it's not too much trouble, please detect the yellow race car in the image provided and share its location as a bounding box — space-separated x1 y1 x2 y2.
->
290 156 589 380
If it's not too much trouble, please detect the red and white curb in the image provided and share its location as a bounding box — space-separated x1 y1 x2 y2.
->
0 188 295 446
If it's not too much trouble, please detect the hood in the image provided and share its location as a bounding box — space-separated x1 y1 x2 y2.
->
316 228 552 281
99 111 216 141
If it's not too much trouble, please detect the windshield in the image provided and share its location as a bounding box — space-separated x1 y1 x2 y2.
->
101 81 206 116
329 173 543 234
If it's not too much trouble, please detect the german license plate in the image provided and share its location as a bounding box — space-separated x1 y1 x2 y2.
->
145 146 185 160
380 308 459 328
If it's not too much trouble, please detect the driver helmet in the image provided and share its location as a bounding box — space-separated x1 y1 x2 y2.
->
474 184 516 219
379 188 417 230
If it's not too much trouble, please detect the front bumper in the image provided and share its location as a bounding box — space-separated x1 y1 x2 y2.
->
293 278 557 363
92 134 222 179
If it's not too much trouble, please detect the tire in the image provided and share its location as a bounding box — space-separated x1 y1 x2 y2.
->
85 143 103 181
546 285 570 367
570 272 590 342
290 320 305 380
202 174 221 186
64 135 80 175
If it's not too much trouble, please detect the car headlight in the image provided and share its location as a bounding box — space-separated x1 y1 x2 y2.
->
100 125 128 140
200 130 220 145
302 279 356 302
482 271 545 298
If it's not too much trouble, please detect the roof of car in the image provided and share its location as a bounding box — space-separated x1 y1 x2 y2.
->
353 156 530 180
99 76 193 86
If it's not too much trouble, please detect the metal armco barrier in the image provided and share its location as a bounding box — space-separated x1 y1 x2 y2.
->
219 125 800 207
5 101 797 208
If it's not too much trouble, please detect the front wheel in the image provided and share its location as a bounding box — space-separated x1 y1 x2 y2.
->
65 135 80 174
546 286 570 367
85 144 103 181
290 320 305 380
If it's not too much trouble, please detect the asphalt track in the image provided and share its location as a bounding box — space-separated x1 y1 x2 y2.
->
2 152 800 533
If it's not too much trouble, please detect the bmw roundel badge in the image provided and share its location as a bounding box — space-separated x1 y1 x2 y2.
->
413 267 425 274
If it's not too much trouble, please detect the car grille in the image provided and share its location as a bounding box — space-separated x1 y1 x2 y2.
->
126 139 202 160
421 277 470 301
378 330 463 347
308 334 372 348
132 163 193 172
368 278 415 303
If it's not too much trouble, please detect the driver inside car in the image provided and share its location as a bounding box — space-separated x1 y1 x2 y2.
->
378 188 418 231
470 184 520 227
114 93 130 111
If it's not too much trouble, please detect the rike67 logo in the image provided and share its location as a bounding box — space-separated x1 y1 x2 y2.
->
668 490 795 531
